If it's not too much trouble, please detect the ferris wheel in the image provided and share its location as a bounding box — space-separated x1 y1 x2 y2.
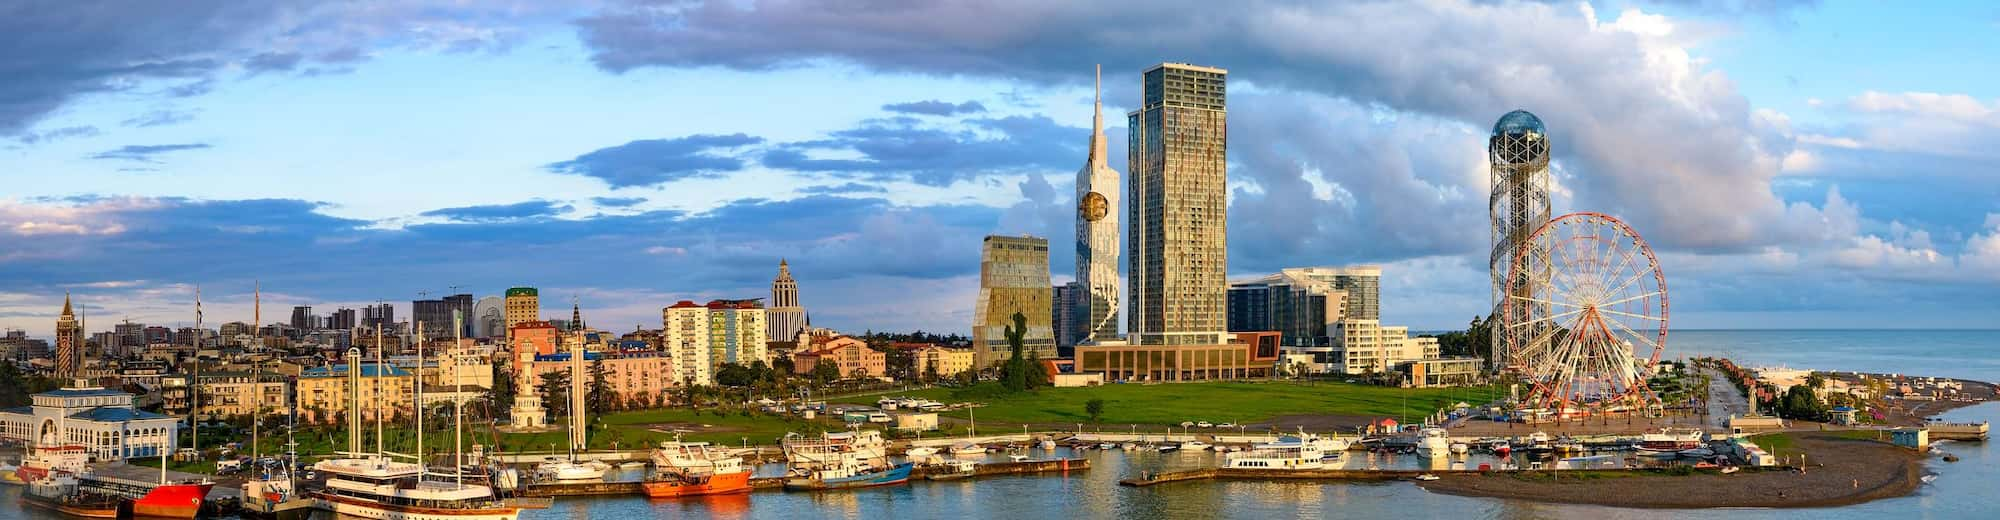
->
1504 212 1669 414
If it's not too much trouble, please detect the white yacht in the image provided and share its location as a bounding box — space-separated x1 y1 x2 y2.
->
1223 433 1328 470
783 430 889 467
312 455 522 520
1415 428 1452 456
536 458 608 481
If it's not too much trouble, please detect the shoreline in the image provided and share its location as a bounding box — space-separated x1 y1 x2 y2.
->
1416 433 1929 509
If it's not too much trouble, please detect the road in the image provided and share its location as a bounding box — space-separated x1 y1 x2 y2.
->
1702 367 1751 428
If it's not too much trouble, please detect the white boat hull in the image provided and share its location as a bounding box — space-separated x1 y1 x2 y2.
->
318 497 519 520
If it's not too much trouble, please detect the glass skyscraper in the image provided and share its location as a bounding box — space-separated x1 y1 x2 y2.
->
973 235 1056 366
1127 62 1228 346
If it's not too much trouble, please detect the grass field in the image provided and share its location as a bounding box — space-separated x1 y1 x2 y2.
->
835 381 1503 430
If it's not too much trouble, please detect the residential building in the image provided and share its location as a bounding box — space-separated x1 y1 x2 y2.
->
295 363 414 424
1075 65 1122 345
1400 357 1485 388
792 335 886 379
328 308 357 331
1227 266 1378 346
768 259 807 343
1317 320 1441 375
897 343 975 379
290 305 315 332
1052 282 1080 352
972 235 1056 367
510 321 560 362
362 303 395 331
1127 62 1229 346
662 299 767 373
504 287 539 339
197 372 289 419
0 387 177 461
662 302 713 386
1073 331 1279 382
520 350 673 410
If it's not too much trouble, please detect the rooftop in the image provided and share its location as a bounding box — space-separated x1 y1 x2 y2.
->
68 407 169 422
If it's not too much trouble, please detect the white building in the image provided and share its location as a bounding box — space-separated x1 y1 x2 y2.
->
0 387 178 461
663 299 767 381
768 260 807 343
1303 320 1442 375
664 302 715 386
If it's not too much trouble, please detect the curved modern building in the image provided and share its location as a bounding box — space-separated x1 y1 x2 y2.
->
472 296 504 338
1075 65 1121 344
1488 110 1552 371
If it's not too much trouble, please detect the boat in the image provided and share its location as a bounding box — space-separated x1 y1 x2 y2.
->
537 458 608 481
1039 439 1057 451
21 473 124 519
1414 474 1440 481
240 458 312 519
1489 440 1511 455
1156 444 1180 453
1120 443 1136 451
1525 431 1552 449
951 442 986 456
1677 447 1716 458
784 430 890 468
644 439 753 498
1921 473 1937 483
783 460 914 491
311 455 524 520
1449 442 1469 455
1553 440 1585 453
1224 433 1329 470
1720 466 1740 474
925 460 979 481
1179 441 1210 452
1636 428 1705 453
1097 443 1117 450
618 461 647 470
1008 453 1030 462
1414 428 1451 456
906 446 940 458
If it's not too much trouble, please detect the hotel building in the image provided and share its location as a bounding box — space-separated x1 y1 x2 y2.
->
972 235 1056 367
1127 62 1229 346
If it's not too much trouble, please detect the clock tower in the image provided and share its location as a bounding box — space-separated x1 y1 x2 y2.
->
1074 65 1121 343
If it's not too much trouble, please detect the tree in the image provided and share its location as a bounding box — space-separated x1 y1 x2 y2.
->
537 371 570 418
810 361 841 386
716 363 756 387
1775 384 1826 421
772 357 796 377
490 362 516 410
1001 312 1031 392
1085 398 1106 423
586 359 617 416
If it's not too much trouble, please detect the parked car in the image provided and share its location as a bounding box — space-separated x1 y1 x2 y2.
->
1196 421 1213 428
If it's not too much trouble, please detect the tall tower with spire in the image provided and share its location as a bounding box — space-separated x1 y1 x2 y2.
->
55 293 82 381
1075 64 1122 343
767 259 806 343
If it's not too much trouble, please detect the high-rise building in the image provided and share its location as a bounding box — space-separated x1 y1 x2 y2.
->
1075 65 1122 344
327 308 357 331
362 303 395 331
444 294 474 337
1127 62 1229 346
413 296 470 338
767 260 806 343
662 300 766 375
114 321 143 350
55 294 81 381
1488 110 1552 371
504 288 539 340
662 301 714 386
972 235 1056 367
1227 266 1379 346
471 296 504 338
289 305 315 331
1052 282 1080 352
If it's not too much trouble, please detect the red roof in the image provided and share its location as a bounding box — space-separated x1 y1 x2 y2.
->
668 300 701 309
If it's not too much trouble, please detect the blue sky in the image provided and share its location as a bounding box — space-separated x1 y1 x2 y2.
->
3 0 1998 338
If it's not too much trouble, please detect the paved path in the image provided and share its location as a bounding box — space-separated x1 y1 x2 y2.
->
1702 367 1751 428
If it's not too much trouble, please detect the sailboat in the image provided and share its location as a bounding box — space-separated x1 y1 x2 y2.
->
536 325 609 481
239 384 312 518
307 320 524 520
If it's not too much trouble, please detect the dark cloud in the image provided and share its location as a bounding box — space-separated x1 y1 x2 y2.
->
18 125 99 144
882 100 986 116
120 109 197 127
591 196 648 207
421 200 572 222
761 115 1081 186
87 143 211 162
545 133 763 188
797 183 887 195
243 51 303 73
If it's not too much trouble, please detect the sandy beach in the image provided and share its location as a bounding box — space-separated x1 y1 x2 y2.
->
1416 434 1925 509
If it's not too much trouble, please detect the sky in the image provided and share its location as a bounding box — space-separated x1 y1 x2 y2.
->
2 0 1998 339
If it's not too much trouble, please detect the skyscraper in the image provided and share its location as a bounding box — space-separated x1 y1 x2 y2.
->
1228 266 1379 346
362 303 395 331
504 287 539 340
1488 110 1551 371
1052 282 1080 352
290 305 315 331
55 293 81 381
1127 62 1229 346
768 259 806 343
972 235 1056 367
1076 65 1122 345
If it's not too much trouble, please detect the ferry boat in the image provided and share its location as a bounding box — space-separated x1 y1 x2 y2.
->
782 459 914 491
783 430 889 467
1636 428 1705 453
311 455 524 520
1223 433 1330 470
1414 428 1451 456
643 440 753 498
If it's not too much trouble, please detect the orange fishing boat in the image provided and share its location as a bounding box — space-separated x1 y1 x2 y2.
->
642 470 753 498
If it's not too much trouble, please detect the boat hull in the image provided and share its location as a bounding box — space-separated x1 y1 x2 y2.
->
313 492 522 520
23 492 125 519
127 482 213 519
783 463 913 491
642 471 753 498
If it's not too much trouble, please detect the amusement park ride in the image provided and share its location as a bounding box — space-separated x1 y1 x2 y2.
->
1488 110 1671 420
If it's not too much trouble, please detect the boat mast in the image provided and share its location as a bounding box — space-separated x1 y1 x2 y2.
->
453 310 465 489
416 321 426 468
375 325 385 459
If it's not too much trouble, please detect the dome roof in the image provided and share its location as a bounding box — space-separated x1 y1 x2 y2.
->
1492 110 1545 138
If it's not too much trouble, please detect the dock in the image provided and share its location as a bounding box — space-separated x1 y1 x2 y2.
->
1927 422 1989 441
529 458 1090 496
1119 467 1642 487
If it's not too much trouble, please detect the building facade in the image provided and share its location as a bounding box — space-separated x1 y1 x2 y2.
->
472 296 504 338
0 387 177 461
705 300 766 368
1052 282 1079 351
1128 62 1229 346
295 363 414 424
972 235 1056 367
1314 320 1442 375
362 303 395 331
197 372 290 419
504 287 539 339
900 343 976 379
1074 332 1278 383
1075 65 1122 345
768 260 807 343
521 351 673 409
792 336 886 379
662 302 714 386
55 294 82 380
1227 266 1378 346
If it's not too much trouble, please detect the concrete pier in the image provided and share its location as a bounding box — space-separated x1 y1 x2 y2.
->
1119 467 1645 487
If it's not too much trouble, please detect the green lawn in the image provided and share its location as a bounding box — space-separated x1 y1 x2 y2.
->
1748 432 1797 459
836 381 1502 430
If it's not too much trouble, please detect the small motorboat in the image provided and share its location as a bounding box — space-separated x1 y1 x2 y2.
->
926 460 979 481
1921 474 1937 483
907 447 939 458
1098 443 1117 450
1179 441 1209 452
1156 444 1180 453
951 443 986 456
1449 442 1469 455
1039 440 1057 451
1720 466 1740 474
1120 443 1137 451
1414 474 1440 481
1008 454 1030 463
